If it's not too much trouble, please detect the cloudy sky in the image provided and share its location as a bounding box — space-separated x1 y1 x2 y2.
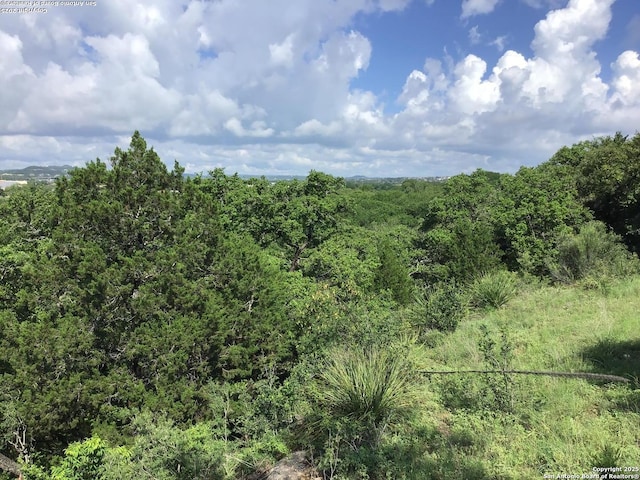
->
0 0 639 177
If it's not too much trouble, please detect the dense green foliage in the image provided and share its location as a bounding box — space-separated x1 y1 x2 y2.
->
550 132 640 252
1 131 639 479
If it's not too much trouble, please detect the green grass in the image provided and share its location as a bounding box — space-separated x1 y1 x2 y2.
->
298 277 640 479
416 275 640 478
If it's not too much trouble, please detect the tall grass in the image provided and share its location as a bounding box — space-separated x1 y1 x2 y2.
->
423 276 640 477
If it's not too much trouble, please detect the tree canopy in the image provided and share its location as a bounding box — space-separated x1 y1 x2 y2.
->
1 131 639 479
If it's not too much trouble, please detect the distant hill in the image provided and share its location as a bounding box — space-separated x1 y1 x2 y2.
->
1 165 449 184
0 165 73 181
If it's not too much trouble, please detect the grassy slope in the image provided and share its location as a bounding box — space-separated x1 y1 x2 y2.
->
415 277 640 479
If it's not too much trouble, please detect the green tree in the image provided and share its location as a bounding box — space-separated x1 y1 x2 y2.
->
50 437 107 480
418 171 503 283
495 164 590 275
210 233 297 380
374 236 414 305
303 225 380 294
267 171 346 271
550 132 640 252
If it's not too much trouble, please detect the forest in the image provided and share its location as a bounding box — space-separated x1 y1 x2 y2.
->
1 131 639 479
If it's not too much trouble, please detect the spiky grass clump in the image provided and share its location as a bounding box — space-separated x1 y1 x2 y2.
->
317 347 416 447
471 270 518 309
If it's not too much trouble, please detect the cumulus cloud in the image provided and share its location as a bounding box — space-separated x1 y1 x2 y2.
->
393 0 638 167
0 0 638 177
0 0 377 137
449 55 500 115
611 51 640 106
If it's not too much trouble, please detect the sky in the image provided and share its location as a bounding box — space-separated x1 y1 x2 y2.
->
0 0 639 177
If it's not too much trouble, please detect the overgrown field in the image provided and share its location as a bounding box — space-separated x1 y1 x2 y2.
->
415 277 640 479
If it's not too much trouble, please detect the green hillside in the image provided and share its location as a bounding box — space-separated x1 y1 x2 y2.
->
1 131 639 480
417 277 640 478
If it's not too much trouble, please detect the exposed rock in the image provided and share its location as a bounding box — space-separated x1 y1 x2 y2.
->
0 452 22 478
265 451 321 480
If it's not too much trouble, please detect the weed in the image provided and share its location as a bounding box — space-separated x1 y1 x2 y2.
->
591 444 623 469
478 325 517 412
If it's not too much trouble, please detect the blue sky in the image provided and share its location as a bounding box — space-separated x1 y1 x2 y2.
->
0 0 639 177
353 0 640 108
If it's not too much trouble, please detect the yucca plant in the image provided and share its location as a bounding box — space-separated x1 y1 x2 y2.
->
471 270 518 309
315 346 416 449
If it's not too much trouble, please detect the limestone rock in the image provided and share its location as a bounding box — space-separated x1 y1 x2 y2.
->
265 451 321 480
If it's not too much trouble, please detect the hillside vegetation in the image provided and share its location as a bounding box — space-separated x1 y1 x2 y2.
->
0 131 639 479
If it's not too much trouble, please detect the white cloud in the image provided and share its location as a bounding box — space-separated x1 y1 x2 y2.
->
468 26 481 45
6 31 182 134
0 0 638 177
449 55 500 115
393 0 639 168
224 118 275 138
611 51 640 106
85 33 160 78
461 0 501 19
531 0 612 59
269 34 295 68
0 32 35 128
0 0 375 138
291 89 387 146
398 70 430 111
490 35 508 51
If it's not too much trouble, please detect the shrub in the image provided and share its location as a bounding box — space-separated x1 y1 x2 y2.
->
477 325 517 412
317 347 416 447
413 282 466 333
471 270 518 309
51 437 107 480
549 221 639 284
100 413 226 480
